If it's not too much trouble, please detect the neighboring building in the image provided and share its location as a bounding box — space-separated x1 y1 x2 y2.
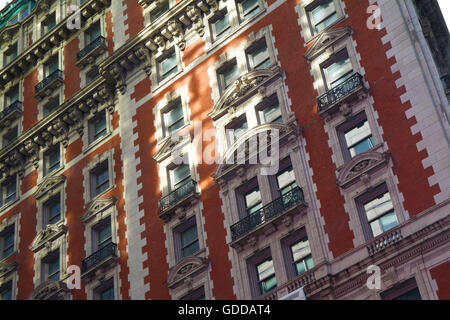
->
0 0 448 300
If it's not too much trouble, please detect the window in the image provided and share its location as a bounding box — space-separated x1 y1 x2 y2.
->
157 50 178 81
42 251 60 282
44 145 61 176
210 10 231 41
41 12 56 37
217 60 238 92
3 43 17 67
258 95 282 124
244 187 262 216
282 230 314 279
276 166 297 197
94 279 114 300
44 54 59 77
338 113 375 160
43 95 60 116
181 286 205 300
0 176 17 207
174 217 200 261
0 225 15 259
85 20 101 46
237 0 261 21
90 161 110 198
88 111 107 144
357 184 399 239
247 248 277 297
322 50 353 89
0 281 12 300
307 0 338 35
169 164 191 191
4 85 19 108
150 0 170 22
163 101 185 136
93 220 112 252
226 116 248 145
43 195 61 227
247 39 270 70
2 126 18 148
86 67 100 86
381 278 422 300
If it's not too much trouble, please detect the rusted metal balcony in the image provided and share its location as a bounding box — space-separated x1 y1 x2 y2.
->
230 187 306 246
81 242 118 278
0 101 22 130
76 36 107 68
158 179 199 222
317 73 367 118
34 69 64 100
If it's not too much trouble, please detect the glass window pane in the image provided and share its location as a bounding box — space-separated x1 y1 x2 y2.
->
349 136 374 157
257 259 275 281
344 120 371 147
314 12 338 33
241 0 260 19
364 192 394 221
260 275 277 293
0 287 12 300
166 104 184 134
100 286 114 300
181 225 198 247
214 14 230 37
182 241 199 257
277 168 296 192
245 188 261 210
223 64 238 88
379 211 399 232
394 288 422 300
96 169 109 194
263 102 282 123
305 255 315 270
160 53 178 79
172 164 190 188
48 201 61 224
326 57 352 88
233 121 248 141
290 239 311 262
150 0 169 21
311 0 337 32
98 224 112 246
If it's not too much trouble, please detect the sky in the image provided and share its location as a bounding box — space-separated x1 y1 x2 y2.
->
0 0 448 31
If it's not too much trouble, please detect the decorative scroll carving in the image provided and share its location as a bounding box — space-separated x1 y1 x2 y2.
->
29 280 69 300
166 256 210 288
34 175 66 199
81 197 117 223
30 223 68 253
304 27 353 62
167 20 186 51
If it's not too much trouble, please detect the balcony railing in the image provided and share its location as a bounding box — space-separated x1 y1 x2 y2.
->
81 242 117 274
159 179 197 214
317 73 365 114
231 186 305 241
77 36 107 61
0 101 22 128
35 69 64 99
367 227 402 256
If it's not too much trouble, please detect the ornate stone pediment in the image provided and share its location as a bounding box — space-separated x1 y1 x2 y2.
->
336 150 391 188
209 66 284 121
304 26 353 62
33 175 66 199
0 262 18 280
166 256 210 289
29 280 69 300
81 196 117 223
154 133 191 163
30 224 68 253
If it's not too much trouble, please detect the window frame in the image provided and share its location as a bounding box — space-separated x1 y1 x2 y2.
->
43 194 62 227
43 144 61 177
157 49 179 83
246 247 277 298
89 160 111 199
209 9 232 43
246 38 271 71
161 99 186 138
0 224 15 260
173 216 200 262
94 277 115 300
306 0 339 36
0 175 18 209
41 249 60 282
381 278 422 300
281 229 314 280
217 59 239 94
320 49 354 91
88 110 108 145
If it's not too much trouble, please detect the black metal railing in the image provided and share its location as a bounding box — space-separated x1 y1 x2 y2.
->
317 73 364 113
77 36 106 60
159 179 197 213
0 101 22 122
35 69 63 93
81 242 117 273
231 187 304 241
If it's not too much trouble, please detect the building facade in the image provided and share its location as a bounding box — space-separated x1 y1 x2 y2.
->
0 0 448 300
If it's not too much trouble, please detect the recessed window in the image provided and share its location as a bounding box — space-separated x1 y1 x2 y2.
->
4 85 19 108
237 0 261 21
44 54 59 77
322 50 353 90
258 95 282 124
88 111 107 144
342 120 374 159
93 219 112 252
217 60 238 93
41 12 56 37
247 39 270 70
381 278 422 300
86 67 100 86
90 161 110 198
357 184 399 239
163 101 185 136
1 176 17 207
169 164 191 191
282 229 314 279
42 250 60 282
307 0 338 35
43 95 60 117
3 43 17 67
84 20 101 46
174 216 200 261
210 10 231 41
181 286 205 300
44 145 61 176
43 195 61 227
94 278 114 300
0 281 12 300
244 187 262 216
150 0 170 22
157 50 178 81
256 258 276 295
0 225 15 259
226 115 248 145
276 166 297 196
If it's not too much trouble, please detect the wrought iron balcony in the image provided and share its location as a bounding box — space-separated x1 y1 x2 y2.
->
0 101 22 129
76 36 107 68
230 186 305 242
34 69 64 100
317 73 367 117
158 179 199 222
81 242 117 277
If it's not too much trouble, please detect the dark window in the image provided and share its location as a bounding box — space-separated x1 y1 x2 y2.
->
173 216 200 261
94 278 114 300
41 12 56 37
43 195 61 227
163 101 185 136
337 112 375 161
247 248 276 298
1 176 17 207
2 126 18 148
281 229 314 279
3 43 17 67
169 163 191 191
321 49 353 90
237 0 261 21
86 67 100 85
235 178 260 219
88 111 107 144
210 10 231 41
225 114 248 145
381 278 422 300
0 225 15 259
180 286 205 300
307 0 338 35
217 59 238 93
84 20 101 46
0 281 12 300
42 250 60 282
44 145 61 176
44 54 59 77
90 161 110 198
150 0 170 22
93 219 112 252
4 85 19 107
157 50 178 81
43 95 60 117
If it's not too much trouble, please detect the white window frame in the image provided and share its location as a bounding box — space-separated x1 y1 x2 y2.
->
83 107 112 153
83 149 115 204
